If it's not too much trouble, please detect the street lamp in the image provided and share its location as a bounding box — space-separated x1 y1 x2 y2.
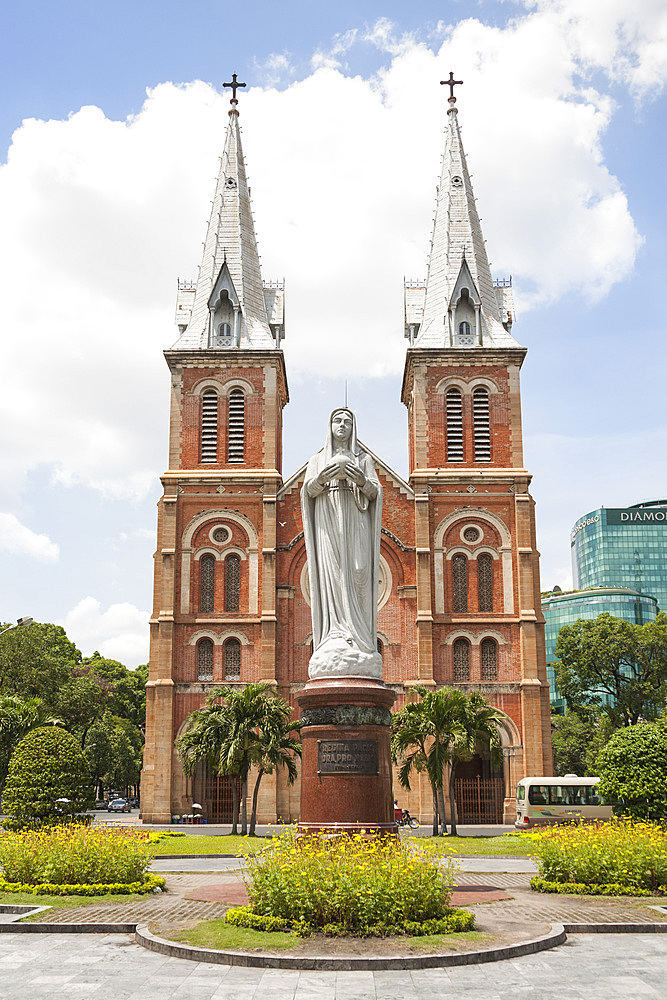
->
0 616 33 638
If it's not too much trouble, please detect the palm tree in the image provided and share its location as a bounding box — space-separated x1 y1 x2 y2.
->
392 687 504 836
0 694 62 791
177 682 301 835
392 686 465 835
248 704 301 835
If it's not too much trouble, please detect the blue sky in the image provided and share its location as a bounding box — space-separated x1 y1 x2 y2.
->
1 0 666 665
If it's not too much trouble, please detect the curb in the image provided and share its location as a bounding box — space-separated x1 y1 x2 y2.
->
0 922 138 934
133 922 567 970
563 923 667 934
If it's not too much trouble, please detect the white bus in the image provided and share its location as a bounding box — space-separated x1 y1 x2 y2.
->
515 775 613 828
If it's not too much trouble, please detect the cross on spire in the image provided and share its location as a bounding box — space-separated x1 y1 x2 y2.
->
223 73 247 106
440 71 463 103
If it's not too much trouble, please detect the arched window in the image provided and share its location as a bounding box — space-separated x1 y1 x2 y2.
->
197 638 214 681
477 553 494 612
376 637 383 655
458 321 471 338
445 388 464 462
224 638 241 680
452 554 468 613
481 638 498 681
227 389 245 462
201 390 218 463
225 554 240 612
200 554 215 613
453 638 470 681
473 386 491 462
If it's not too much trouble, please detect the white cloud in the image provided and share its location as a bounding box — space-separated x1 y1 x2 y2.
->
0 513 59 561
61 596 149 668
0 1 664 517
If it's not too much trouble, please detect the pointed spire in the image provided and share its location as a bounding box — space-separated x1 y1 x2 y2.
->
172 83 274 350
414 80 519 349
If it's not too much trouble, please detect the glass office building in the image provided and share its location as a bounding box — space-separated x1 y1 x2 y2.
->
542 587 658 713
571 500 667 611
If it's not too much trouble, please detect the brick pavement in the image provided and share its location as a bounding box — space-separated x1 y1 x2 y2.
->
26 869 667 929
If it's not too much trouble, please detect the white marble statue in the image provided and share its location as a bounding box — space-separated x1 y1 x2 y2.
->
301 408 383 679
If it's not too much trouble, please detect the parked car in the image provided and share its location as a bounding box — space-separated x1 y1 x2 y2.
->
107 798 131 813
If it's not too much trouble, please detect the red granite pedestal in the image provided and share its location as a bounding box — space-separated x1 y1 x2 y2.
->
296 677 398 835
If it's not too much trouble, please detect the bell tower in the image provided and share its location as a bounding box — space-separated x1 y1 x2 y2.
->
141 80 288 823
401 80 552 814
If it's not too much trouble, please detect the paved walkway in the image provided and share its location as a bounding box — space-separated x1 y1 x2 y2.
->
150 855 538 873
0 931 664 999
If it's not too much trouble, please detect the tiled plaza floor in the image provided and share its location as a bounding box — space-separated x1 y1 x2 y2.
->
0 931 664 999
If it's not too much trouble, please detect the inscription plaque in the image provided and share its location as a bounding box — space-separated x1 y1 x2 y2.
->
318 739 378 775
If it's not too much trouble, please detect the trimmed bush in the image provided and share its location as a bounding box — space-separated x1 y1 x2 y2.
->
239 828 472 936
225 903 475 937
529 819 666 893
530 876 654 897
2 727 94 830
0 825 154 886
0 874 165 896
596 722 667 821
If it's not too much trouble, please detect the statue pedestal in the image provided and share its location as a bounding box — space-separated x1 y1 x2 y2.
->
296 677 397 835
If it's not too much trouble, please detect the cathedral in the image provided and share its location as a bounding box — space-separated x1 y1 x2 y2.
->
140 80 553 826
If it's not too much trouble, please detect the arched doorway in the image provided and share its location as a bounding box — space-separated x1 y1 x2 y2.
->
454 750 505 824
191 762 241 824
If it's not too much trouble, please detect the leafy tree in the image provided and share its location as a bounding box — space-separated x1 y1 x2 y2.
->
84 713 144 798
550 707 614 777
83 654 148 730
392 687 502 836
555 612 667 726
3 726 94 830
0 622 80 705
0 695 62 791
595 721 667 820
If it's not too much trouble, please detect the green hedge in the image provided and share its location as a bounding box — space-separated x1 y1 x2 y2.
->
530 876 655 897
0 873 166 896
225 904 475 938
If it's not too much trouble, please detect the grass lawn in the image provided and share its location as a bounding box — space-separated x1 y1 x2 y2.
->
149 833 533 857
150 834 272 856
0 889 159 917
169 919 299 951
405 834 534 856
167 918 488 953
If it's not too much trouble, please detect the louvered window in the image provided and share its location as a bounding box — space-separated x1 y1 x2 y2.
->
477 554 494 612
225 554 240 612
446 388 464 462
481 638 498 681
197 638 214 681
452 554 468 613
200 554 215 613
227 390 245 462
224 638 241 680
473 387 491 461
201 390 218 463
453 638 470 681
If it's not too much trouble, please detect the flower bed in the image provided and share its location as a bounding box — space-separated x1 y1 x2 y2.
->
529 819 666 894
231 828 475 937
0 825 155 889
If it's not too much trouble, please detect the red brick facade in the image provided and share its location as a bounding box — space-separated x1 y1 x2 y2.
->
141 341 553 825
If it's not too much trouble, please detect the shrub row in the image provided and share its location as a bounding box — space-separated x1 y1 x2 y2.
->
225 904 475 938
530 876 655 897
0 873 165 896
